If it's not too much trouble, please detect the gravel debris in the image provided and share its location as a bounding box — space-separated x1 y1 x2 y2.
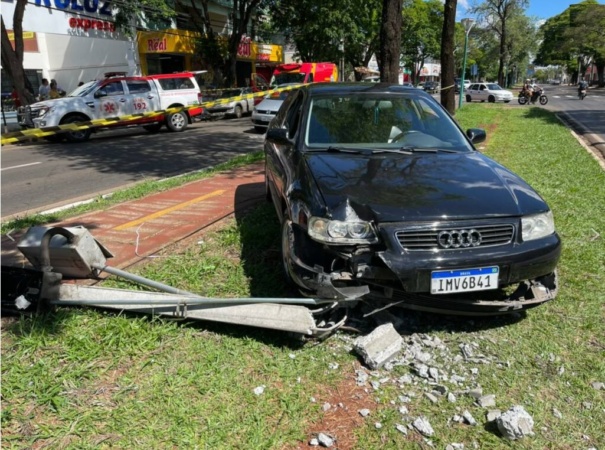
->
253 385 265 396
358 408 371 417
317 433 335 447
462 410 478 426
590 381 604 390
477 394 496 408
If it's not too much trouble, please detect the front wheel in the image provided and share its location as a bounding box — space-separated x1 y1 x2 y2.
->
518 95 528 105
488 95 496 103
60 115 92 143
539 95 548 105
465 94 472 103
234 105 243 119
165 110 188 132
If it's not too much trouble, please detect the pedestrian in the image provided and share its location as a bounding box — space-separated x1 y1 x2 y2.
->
51 79 66 96
78 81 85 87
49 80 62 99
38 78 50 100
11 87 21 109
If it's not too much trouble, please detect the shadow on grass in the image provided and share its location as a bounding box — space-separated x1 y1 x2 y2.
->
520 107 564 125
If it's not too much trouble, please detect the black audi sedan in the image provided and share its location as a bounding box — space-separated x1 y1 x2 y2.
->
264 83 561 315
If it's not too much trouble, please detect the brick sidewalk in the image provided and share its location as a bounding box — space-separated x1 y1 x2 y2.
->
1 162 266 272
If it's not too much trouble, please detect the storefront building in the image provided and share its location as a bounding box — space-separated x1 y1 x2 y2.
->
2 0 282 96
137 30 283 89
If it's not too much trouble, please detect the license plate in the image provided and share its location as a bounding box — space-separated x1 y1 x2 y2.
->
430 266 499 294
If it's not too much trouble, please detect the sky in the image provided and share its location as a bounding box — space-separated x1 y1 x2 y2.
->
457 0 605 22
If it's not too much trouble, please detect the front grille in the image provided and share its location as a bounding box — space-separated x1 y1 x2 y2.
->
396 224 514 250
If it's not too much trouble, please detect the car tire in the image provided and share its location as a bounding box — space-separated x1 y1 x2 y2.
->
281 211 296 286
465 94 472 103
60 114 92 143
488 95 496 103
143 123 163 133
234 105 243 119
165 110 188 132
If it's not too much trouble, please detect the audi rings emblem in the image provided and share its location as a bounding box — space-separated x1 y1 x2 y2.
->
437 229 482 249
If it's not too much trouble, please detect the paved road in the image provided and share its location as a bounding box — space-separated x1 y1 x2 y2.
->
1 117 265 217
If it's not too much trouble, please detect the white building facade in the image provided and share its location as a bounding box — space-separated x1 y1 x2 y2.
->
1 0 139 94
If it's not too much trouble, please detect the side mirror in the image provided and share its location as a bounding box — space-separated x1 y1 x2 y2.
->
466 128 486 145
94 89 107 98
266 128 291 145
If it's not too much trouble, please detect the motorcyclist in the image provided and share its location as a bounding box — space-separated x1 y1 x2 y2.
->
530 82 542 104
578 78 588 97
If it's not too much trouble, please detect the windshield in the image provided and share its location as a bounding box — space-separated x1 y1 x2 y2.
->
67 81 98 97
305 94 474 152
486 84 503 90
67 81 99 97
271 72 306 85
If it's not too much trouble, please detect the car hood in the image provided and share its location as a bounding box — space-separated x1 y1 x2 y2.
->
303 152 548 222
255 99 283 112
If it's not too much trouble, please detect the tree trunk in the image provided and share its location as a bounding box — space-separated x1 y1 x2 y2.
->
440 0 457 115
1 0 36 106
379 0 402 83
498 19 507 86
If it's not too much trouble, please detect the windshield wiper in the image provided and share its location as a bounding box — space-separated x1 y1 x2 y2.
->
394 146 459 154
306 146 365 154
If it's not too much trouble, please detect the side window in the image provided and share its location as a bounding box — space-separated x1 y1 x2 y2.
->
126 80 151 94
480 85 486 91
104 81 124 96
285 92 304 138
157 77 195 90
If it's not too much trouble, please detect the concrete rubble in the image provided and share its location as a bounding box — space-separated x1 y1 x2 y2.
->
496 405 535 440
353 323 403 369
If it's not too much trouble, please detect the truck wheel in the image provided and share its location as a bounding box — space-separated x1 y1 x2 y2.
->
60 114 92 143
165 110 188 132
234 105 243 119
143 123 163 133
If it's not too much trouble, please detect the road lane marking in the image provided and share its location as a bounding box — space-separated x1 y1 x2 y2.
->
1 162 42 171
114 189 226 230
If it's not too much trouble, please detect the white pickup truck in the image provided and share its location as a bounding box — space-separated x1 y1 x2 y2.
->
20 72 205 142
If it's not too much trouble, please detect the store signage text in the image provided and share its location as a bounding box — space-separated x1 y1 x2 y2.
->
238 36 251 58
147 38 168 52
35 0 112 17
69 17 115 31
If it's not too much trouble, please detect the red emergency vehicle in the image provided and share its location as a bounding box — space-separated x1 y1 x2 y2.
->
270 62 338 85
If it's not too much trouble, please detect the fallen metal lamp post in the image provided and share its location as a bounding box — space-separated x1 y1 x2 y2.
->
5 226 349 337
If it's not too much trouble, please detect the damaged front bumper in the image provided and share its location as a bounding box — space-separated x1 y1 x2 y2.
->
284 221 561 315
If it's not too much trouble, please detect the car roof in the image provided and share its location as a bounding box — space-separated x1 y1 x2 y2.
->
303 82 434 99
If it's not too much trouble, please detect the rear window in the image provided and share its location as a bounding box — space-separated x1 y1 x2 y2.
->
156 77 195 91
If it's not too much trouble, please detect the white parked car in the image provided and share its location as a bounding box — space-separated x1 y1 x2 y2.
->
251 88 296 132
465 83 513 103
206 87 254 118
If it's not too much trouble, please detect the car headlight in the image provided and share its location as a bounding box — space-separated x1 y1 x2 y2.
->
308 217 379 244
37 106 52 118
522 211 555 241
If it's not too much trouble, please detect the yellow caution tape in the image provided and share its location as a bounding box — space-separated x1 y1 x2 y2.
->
1 84 303 145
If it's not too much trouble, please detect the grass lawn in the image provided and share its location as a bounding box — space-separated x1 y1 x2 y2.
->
2 104 604 449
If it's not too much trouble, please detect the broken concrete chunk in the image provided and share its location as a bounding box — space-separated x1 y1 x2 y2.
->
413 417 435 437
353 323 403 370
358 408 371 417
462 410 477 426
486 410 502 422
591 381 604 390
395 424 408 435
477 394 496 408
467 387 483 399
424 392 439 404
317 433 335 447
496 405 535 440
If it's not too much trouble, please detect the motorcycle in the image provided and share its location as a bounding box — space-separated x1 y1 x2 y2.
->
518 87 548 105
578 88 587 100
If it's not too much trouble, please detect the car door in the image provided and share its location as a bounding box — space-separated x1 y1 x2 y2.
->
126 79 160 118
93 80 132 120
467 84 479 101
265 90 304 213
242 88 254 113
476 84 488 101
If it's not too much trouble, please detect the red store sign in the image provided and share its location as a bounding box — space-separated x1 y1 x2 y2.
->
69 17 115 32
147 38 167 52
